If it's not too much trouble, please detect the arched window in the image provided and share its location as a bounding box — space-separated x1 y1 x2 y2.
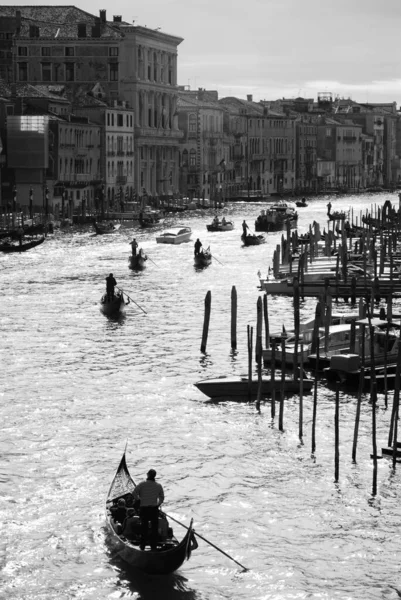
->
188 113 197 134
189 149 196 167
182 149 188 166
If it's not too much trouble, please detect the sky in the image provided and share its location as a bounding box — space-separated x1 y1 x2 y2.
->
12 0 401 105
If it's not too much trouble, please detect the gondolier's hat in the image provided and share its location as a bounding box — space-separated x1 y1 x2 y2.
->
147 469 157 479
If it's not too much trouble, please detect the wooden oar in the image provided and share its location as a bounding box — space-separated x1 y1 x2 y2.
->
161 511 248 572
147 255 158 267
211 254 224 266
116 287 147 314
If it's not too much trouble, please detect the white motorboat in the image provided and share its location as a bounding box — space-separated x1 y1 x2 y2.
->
156 226 192 245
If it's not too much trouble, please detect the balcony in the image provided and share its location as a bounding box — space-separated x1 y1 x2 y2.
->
134 126 183 140
116 175 127 185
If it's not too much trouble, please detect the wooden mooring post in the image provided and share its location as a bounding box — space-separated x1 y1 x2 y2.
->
335 383 340 483
231 286 237 351
247 325 253 400
271 337 276 419
279 338 286 432
200 290 211 353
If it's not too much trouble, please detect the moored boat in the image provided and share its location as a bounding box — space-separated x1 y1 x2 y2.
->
195 375 313 400
105 452 198 574
0 235 45 253
194 247 212 267
100 291 125 316
156 226 192 244
94 221 121 234
241 233 266 246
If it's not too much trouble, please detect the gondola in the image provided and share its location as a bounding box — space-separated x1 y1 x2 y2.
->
105 452 198 574
129 251 147 270
295 199 308 208
241 233 266 246
194 247 212 267
0 235 45 253
100 291 126 316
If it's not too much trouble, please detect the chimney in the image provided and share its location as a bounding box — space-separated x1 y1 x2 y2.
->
99 9 106 23
247 94 253 102
113 15 122 23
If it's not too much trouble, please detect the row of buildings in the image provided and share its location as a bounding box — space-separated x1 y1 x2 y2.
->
0 5 400 215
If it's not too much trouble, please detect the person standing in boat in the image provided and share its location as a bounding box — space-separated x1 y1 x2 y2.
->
131 238 138 256
133 469 164 551
242 220 249 236
194 238 202 256
106 273 117 300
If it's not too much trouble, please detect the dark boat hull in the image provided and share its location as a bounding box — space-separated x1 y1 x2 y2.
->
194 252 212 267
241 234 266 246
0 236 45 253
94 222 121 234
195 375 313 400
129 254 147 270
100 293 125 316
106 453 197 574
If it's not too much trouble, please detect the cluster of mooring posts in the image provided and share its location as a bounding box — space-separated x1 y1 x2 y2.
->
199 197 401 494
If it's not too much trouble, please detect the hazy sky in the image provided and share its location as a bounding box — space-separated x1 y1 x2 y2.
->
13 0 401 104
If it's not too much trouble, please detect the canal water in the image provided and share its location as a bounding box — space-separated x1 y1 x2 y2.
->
1 193 401 600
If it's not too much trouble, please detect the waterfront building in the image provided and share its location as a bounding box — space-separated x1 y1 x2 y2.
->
294 116 318 193
177 89 227 200
317 116 363 190
0 6 184 202
74 101 135 209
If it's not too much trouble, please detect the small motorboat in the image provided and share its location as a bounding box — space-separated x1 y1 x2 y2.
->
296 198 308 207
100 291 126 316
105 451 198 574
94 221 121 234
254 201 298 232
206 218 234 232
129 250 147 270
0 235 45 253
156 226 192 244
194 246 212 267
195 375 313 400
241 233 266 246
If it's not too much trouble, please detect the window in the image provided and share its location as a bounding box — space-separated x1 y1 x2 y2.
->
189 113 197 134
107 113 110 126
65 63 74 81
109 47 119 56
18 46 28 56
117 114 123 127
18 62 28 81
109 63 118 81
65 47 75 56
189 149 196 167
41 47 51 56
42 62 51 82
326 128 332 137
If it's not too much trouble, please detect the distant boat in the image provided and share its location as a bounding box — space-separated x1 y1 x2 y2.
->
94 221 121 235
156 226 192 244
100 291 125 316
255 201 298 232
194 247 212 267
138 210 162 228
206 219 234 232
105 451 198 574
0 235 45 253
296 198 308 207
195 375 313 400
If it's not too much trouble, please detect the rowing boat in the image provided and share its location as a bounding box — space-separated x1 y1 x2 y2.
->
241 233 266 246
105 452 198 574
0 235 45 253
94 221 121 234
194 247 212 267
100 291 125 316
129 252 147 270
206 219 234 232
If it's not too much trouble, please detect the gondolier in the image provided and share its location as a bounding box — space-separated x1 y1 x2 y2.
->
133 469 164 551
194 238 202 256
106 273 117 299
131 238 138 256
